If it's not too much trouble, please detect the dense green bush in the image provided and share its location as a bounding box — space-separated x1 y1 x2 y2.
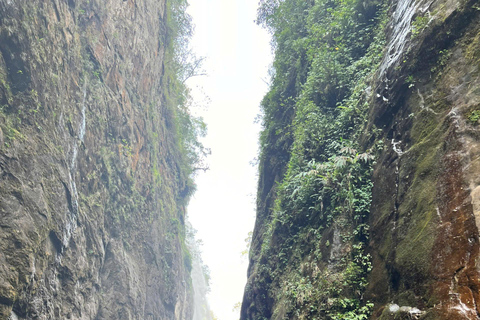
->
251 0 388 318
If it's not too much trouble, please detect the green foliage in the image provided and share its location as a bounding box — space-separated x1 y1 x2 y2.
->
120 138 133 157
468 109 480 124
183 247 193 272
411 15 430 38
1 115 25 144
249 0 389 318
161 0 209 204
430 49 451 75
405 75 416 88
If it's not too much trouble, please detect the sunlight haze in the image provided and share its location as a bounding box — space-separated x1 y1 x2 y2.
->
186 1 272 319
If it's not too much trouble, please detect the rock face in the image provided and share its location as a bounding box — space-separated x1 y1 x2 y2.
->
0 0 194 319
242 0 480 319
368 0 480 317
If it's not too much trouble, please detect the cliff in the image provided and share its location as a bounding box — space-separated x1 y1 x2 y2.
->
0 0 200 319
242 0 480 319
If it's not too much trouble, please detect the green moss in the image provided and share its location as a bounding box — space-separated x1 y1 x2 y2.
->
378 227 393 259
410 112 440 143
395 208 436 278
395 291 417 307
412 15 430 38
464 30 480 63
468 109 480 124
392 138 441 293
374 189 396 225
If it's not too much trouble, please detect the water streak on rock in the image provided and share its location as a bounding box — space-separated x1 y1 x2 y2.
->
8 311 18 320
63 80 87 248
378 0 434 81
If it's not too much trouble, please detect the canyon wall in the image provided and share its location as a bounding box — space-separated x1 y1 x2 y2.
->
0 0 196 319
242 0 480 319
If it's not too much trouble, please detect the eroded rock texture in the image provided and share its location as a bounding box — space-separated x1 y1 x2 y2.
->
0 0 193 319
369 0 480 318
242 0 480 319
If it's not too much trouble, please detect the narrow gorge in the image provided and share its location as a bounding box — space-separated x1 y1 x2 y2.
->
0 0 479 319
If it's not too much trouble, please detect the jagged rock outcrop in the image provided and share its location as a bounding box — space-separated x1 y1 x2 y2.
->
0 0 194 319
242 0 480 319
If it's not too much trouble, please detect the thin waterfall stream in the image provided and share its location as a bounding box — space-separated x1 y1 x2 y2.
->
63 80 87 248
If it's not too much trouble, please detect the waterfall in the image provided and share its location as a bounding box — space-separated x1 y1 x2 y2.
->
62 80 88 248
391 139 404 156
378 0 434 81
391 138 404 232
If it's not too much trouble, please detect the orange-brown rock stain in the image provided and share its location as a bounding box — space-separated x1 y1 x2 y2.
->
431 127 480 319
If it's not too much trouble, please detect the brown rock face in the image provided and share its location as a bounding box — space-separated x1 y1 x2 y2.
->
0 0 193 319
242 0 480 319
368 1 480 318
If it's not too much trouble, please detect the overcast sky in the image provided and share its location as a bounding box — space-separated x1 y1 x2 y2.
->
185 0 272 319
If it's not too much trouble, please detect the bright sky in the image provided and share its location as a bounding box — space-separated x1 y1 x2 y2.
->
186 1 272 319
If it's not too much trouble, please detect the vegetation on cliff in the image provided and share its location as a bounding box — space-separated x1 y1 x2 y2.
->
243 0 480 318
242 0 387 318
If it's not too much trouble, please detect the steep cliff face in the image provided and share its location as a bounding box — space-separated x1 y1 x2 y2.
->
242 0 480 319
0 0 196 319
368 0 480 317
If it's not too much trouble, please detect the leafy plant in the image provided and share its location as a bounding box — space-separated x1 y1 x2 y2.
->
246 0 389 318
411 15 430 38
469 109 480 124
405 75 416 88
161 0 209 203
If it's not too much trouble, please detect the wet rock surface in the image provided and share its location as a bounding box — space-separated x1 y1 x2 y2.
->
0 0 193 319
242 0 480 319
367 0 480 318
